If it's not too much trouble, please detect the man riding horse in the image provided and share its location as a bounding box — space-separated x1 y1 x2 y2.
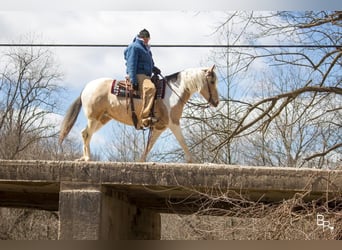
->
59 28 219 162
124 29 161 129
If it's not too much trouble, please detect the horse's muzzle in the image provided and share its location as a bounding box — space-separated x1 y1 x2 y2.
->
209 98 219 107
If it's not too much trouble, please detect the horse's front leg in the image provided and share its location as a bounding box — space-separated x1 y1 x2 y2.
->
169 123 193 163
139 128 165 162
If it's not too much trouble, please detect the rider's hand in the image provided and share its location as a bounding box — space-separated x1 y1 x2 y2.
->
153 66 161 75
133 84 139 91
126 75 139 90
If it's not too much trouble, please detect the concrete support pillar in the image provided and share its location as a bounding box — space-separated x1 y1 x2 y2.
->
58 183 102 239
58 182 160 240
101 187 161 240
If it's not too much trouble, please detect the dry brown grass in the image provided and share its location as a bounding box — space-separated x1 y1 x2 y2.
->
161 192 342 240
0 208 58 240
1 192 340 240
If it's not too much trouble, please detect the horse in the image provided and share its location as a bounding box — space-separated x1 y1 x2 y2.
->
59 65 219 163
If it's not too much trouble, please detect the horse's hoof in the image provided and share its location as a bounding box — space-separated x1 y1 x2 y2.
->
186 158 193 163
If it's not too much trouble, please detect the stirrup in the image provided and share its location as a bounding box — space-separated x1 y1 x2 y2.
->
142 117 158 127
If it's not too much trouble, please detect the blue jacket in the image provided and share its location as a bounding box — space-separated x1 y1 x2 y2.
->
124 37 154 85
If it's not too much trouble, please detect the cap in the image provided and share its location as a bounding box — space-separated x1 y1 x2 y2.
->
138 29 150 38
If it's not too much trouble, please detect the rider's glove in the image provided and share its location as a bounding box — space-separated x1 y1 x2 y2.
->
153 66 161 75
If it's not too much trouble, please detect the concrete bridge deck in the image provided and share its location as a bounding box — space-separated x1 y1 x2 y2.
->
0 160 341 239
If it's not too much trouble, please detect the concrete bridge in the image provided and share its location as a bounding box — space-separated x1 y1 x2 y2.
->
0 160 341 239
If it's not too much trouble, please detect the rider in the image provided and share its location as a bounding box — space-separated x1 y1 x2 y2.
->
124 29 161 128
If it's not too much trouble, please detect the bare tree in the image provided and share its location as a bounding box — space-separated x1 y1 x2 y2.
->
0 38 84 240
179 11 342 167
235 67 341 168
104 122 156 162
0 43 63 159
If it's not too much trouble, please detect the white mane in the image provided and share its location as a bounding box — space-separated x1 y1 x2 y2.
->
179 67 207 93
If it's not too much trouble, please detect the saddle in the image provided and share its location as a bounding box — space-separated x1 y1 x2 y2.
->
111 74 166 99
110 74 166 130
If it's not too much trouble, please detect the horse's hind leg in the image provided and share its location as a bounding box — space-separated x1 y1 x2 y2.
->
79 126 91 161
78 118 106 161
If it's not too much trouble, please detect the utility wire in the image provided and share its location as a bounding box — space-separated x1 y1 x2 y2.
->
0 43 341 48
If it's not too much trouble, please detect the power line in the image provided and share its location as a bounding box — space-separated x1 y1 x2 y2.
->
0 43 341 48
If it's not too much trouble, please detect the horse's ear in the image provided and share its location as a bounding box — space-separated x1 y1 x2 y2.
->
209 64 216 72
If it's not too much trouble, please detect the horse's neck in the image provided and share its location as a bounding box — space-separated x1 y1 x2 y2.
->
165 69 204 106
166 80 193 105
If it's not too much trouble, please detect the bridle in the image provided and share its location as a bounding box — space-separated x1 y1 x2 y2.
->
205 70 216 107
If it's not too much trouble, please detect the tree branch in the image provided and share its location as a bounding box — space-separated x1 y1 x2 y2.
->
304 143 342 161
212 86 342 152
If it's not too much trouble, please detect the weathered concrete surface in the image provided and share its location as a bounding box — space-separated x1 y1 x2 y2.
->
0 160 341 211
58 182 161 240
0 160 341 239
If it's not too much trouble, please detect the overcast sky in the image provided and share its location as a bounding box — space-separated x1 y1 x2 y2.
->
1 0 340 11
1 1 340 92
0 11 227 89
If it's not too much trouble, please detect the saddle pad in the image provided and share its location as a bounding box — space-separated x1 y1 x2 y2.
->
111 79 166 99
111 80 140 98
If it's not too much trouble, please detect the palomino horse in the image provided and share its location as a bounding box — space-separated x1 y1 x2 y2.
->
59 65 219 162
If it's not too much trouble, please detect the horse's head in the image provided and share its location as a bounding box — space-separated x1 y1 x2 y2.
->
200 65 219 107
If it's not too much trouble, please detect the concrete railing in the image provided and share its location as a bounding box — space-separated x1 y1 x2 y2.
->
0 160 341 239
